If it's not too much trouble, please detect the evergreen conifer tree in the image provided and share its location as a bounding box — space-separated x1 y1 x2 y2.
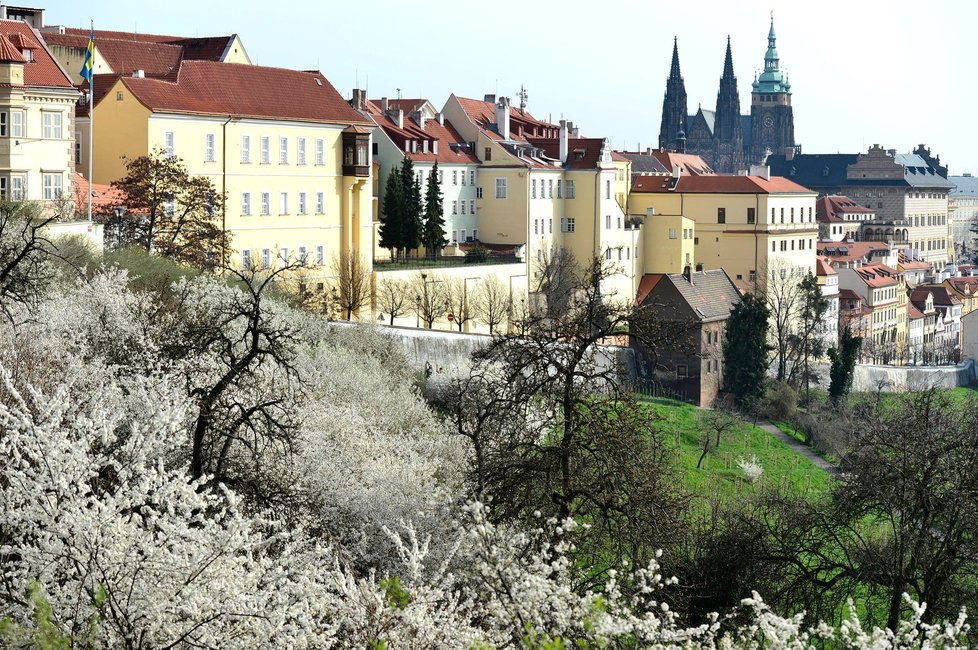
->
421 161 447 258
379 166 404 258
400 157 422 255
722 292 772 408
828 325 862 404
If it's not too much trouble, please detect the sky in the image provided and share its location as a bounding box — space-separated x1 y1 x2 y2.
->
42 0 978 174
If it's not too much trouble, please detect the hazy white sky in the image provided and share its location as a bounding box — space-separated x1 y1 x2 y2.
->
45 0 978 173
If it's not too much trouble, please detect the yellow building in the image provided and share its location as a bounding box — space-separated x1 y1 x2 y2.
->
88 60 374 283
629 170 818 291
838 263 905 364
0 22 77 210
441 94 637 302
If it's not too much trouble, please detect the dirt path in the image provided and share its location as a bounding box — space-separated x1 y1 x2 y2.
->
756 420 839 476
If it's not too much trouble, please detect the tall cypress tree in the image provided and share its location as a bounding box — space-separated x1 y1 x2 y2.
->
722 292 772 408
379 165 404 258
421 161 447 258
400 157 422 255
828 326 862 404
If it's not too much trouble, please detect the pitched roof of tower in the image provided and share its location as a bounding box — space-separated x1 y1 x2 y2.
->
722 35 735 79
669 36 682 79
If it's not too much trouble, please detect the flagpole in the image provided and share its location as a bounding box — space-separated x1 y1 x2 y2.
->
87 20 93 223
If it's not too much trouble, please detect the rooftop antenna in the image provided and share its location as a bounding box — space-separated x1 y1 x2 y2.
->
517 84 528 114
396 87 402 99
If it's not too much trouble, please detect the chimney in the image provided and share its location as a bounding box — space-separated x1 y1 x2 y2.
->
435 111 444 126
785 146 795 161
672 165 682 177
381 97 389 112
351 88 366 110
132 69 145 78
432 140 438 154
410 109 426 130
683 265 692 284
484 93 496 103
749 164 771 180
395 109 403 129
558 119 569 163
495 97 510 140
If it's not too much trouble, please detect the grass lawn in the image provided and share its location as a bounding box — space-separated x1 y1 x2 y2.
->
639 396 834 505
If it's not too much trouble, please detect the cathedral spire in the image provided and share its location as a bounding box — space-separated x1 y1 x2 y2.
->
669 36 682 80
722 35 734 80
659 37 688 151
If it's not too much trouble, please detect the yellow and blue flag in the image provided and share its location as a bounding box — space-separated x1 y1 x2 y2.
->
80 28 94 82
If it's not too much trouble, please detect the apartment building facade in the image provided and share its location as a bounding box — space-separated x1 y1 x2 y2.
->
90 60 373 281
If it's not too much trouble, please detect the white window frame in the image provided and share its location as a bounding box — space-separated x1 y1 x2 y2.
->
316 245 324 265
241 249 252 270
261 248 271 268
42 111 63 139
566 180 575 199
241 135 251 163
279 137 289 164
241 192 251 216
298 138 307 165
11 110 23 138
260 136 270 164
164 131 175 158
298 191 307 214
205 133 215 162
316 191 324 214
280 191 289 214
10 175 24 201
298 246 308 264
261 192 270 216
42 173 63 200
495 177 507 199
315 138 324 165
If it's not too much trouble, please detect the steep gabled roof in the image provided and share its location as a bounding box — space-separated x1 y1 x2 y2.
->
115 60 369 124
0 33 25 63
526 137 611 170
816 195 874 222
651 151 715 175
366 101 479 165
616 151 670 174
638 269 740 323
3 21 74 88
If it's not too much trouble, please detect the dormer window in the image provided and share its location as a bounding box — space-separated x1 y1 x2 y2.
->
20 48 30 62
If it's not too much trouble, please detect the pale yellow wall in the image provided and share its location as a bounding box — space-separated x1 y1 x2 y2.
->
145 114 371 279
643 215 695 275
477 166 527 247
373 263 528 333
91 79 150 183
221 36 252 64
0 79 78 212
48 43 113 86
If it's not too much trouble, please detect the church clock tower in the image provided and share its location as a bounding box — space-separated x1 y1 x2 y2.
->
749 16 794 164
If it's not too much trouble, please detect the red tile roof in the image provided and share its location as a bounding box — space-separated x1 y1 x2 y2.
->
816 195 874 223
651 151 715 175
3 21 74 88
0 33 25 63
42 28 237 76
897 253 931 271
816 240 892 264
944 277 978 296
908 303 926 319
383 98 429 114
366 101 479 164
912 286 962 307
631 174 812 194
73 173 128 215
526 137 610 170
114 60 369 124
853 263 900 288
454 95 558 143
815 257 837 276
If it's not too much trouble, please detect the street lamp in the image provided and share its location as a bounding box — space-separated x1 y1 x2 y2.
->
415 294 421 328
114 205 125 247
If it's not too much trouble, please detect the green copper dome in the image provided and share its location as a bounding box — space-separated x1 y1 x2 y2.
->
752 15 790 94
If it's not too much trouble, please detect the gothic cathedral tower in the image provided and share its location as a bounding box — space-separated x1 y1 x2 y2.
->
658 38 688 151
749 16 795 164
712 37 743 173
